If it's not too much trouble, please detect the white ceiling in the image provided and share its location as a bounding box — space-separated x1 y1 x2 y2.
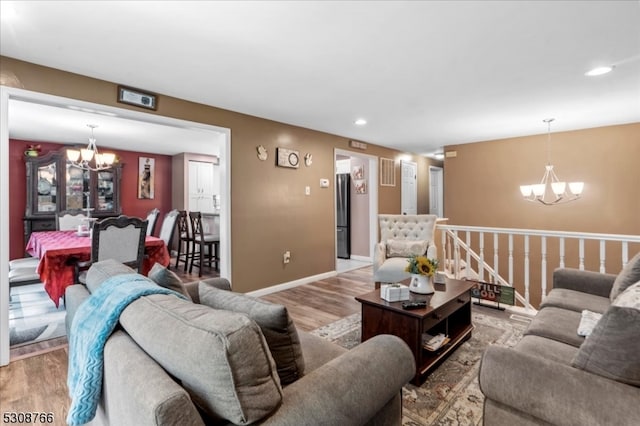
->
1 1 639 156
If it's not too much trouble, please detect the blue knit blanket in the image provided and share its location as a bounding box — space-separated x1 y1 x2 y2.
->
66 273 187 426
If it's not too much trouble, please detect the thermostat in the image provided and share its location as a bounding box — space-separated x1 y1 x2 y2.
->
117 85 157 110
320 178 330 188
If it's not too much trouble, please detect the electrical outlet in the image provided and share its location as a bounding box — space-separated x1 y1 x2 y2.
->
305 186 311 195
283 251 291 264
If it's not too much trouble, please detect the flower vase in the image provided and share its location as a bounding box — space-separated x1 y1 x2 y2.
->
409 274 435 294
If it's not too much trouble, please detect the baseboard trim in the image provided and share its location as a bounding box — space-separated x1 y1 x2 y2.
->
349 254 372 263
247 271 338 298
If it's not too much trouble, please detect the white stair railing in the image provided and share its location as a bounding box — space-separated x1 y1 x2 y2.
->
438 225 640 312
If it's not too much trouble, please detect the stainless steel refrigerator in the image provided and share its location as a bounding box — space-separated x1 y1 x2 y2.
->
336 173 351 259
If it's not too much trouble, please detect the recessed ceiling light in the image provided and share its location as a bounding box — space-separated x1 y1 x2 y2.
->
585 66 614 76
354 118 367 126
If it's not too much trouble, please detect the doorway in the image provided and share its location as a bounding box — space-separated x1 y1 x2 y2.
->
0 87 231 365
429 166 444 218
401 160 417 215
334 149 377 273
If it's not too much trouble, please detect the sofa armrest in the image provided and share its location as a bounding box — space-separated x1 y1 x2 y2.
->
479 345 640 426
65 284 91 336
426 243 437 260
99 331 205 426
553 268 616 298
373 242 386 274
260 334 414 426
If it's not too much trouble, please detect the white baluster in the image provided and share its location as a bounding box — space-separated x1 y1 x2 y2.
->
441 229 447 273
466 231 471 280
454 230 460 278
493 233 499 284
479 231 485 281
524 235 530 309
622 242 629 268
559 238 565 269
599 240 606 273
579 239 585 270
541 236 547 298
508 234 514 286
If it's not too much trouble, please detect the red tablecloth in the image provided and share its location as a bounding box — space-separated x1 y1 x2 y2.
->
26 230 170 306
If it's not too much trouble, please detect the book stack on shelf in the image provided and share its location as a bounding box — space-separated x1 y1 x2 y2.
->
422 332 450 351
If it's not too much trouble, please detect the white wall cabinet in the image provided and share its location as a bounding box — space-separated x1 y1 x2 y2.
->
188 160 218 213
171 153 220 214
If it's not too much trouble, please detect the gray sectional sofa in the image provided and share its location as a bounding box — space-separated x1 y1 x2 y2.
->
65 260 415 426
479 253 640 426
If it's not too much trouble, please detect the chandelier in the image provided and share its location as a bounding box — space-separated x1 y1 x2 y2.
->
520 119 584 205
66 124 116 171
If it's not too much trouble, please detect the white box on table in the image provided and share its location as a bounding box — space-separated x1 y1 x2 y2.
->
380 284 410 302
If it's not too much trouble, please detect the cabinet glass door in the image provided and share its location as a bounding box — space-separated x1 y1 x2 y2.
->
96 170 115 212
36 161 57 213
65 164 90 210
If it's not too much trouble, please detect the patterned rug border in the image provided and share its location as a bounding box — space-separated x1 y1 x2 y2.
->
311 307 530 426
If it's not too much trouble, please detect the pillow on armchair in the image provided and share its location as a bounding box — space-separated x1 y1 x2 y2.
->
386 239 429 258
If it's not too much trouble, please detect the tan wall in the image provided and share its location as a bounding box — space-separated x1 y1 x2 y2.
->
443 123 640 306
1 56 432 293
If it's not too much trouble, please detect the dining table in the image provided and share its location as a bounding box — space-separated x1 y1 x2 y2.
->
26 230 171 306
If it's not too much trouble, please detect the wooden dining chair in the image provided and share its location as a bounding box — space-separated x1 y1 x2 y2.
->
174 210 193 271
56 210 88 231
75 215 148 283
145 208 161 236
188 211 219 277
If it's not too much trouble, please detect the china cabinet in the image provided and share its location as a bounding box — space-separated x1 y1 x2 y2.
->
23 148 122 243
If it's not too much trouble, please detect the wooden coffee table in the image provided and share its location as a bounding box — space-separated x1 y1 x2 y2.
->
355 278 475 385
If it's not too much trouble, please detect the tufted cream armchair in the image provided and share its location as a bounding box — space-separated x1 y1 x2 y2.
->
373 214 438 287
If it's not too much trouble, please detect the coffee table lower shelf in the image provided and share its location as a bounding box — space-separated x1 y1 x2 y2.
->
417 323 474 381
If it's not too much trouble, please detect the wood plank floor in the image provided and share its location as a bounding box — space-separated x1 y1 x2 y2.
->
1 265 376 425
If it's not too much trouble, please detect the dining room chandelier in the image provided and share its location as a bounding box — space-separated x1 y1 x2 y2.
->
66 124 116 171
519 118 584 205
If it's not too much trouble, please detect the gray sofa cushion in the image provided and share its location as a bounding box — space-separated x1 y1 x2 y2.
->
572 282 640 386
119 294 282 425
147 262 192 300
541 288 610 314
85 259 136 293
523 306 585 348
199 283 305 385
610 252 640 301
514 335 579 365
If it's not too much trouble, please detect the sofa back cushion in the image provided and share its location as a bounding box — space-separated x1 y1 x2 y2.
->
379 214 437 244
119 294 282 425
572 281 640 386
85 259 136 293
610 252 640 301
199 283 305 385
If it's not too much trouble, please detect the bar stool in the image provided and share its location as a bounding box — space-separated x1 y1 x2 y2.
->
174 210 193 271
188 211 219 277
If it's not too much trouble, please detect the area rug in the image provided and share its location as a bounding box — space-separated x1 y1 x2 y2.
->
310 306 531 426
9 283 66 347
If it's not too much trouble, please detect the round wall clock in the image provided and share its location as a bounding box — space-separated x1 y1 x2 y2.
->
288 152 299 167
